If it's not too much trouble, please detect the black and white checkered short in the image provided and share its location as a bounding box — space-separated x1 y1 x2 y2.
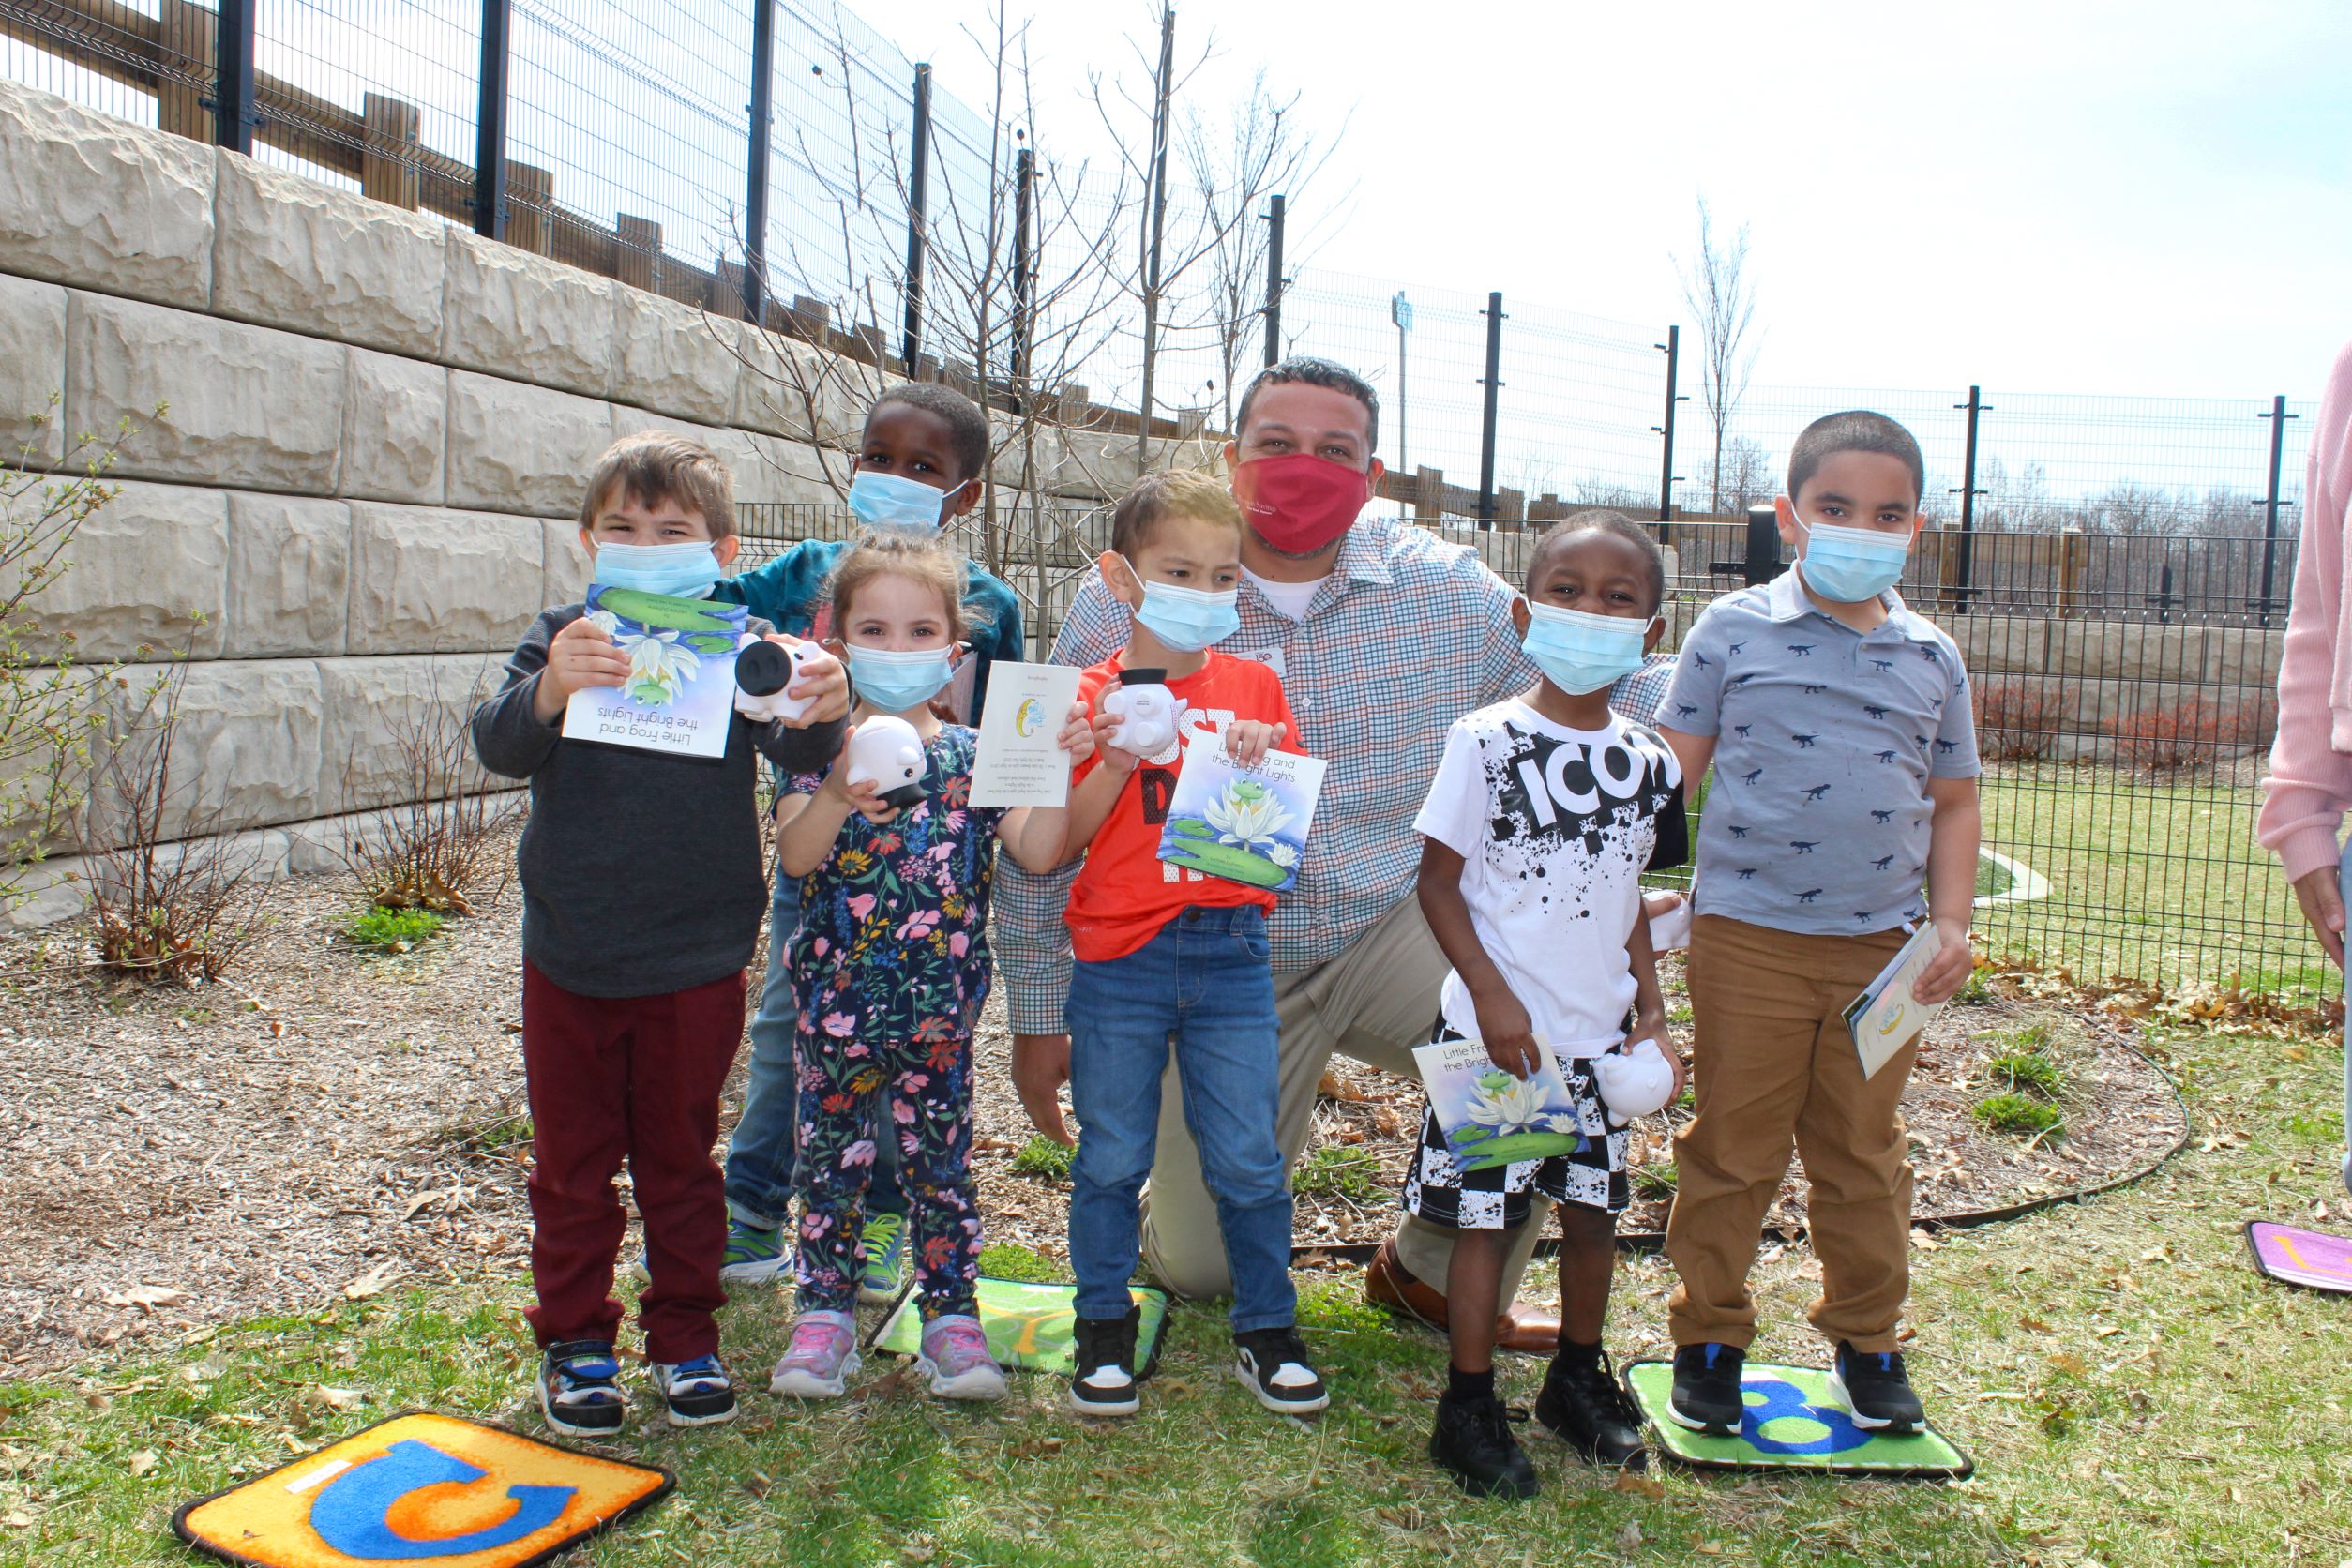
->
1400 1017 1630 1230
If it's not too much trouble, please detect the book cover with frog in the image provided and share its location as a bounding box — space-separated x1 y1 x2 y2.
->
1410 1035 1585 1172
559 584 747 759
1156 744 1324 893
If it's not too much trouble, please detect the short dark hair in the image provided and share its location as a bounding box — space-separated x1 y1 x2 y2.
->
1234 356 1380 452
1787 410 1925 507
1528 508 1666 613
867 382 992 485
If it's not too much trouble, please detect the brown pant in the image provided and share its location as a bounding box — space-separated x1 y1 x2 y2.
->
1665 915 1916 1354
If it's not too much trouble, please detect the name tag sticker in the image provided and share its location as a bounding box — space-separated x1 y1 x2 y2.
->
1237 646 1286 680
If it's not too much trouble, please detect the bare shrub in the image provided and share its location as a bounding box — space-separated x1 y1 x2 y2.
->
2110 696 2228 778
338 673 520 915
1973 679 2067 763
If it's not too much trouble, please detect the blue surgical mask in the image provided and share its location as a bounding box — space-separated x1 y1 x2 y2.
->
846 642 958 713
1522 602 1652 696
1133 573 1241 653
590 539 722 598
848 469 960 531
1792 514 1912 603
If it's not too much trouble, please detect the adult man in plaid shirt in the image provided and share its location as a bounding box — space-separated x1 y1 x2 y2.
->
998 356 1586 1346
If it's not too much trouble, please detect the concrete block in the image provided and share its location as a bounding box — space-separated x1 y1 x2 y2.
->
0 80 215 309
348 504 545 655
743 433 850 506
731 324 886 447
441 231 614 398
339 349 447 505
318 653 506 816
444 370 611 518
0 273 68 466
7 479 228 661
611 287 741 425
67 292 346 494
542 520 592 607
225 494 350 658
2211 626 2285 690
0 856 85 930
90 658 325 844
604 405 765 511
209 152 446 357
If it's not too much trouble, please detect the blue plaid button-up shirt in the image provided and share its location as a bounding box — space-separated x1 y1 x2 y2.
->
994 518 1533 1033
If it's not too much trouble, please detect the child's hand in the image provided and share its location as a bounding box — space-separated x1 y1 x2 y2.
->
1085 704 1145 776
544 615 631 705
1056 700 1095 769
1910 918 1975 1006
1632 1005 1687 1100
1470 979 1542 1079
776 637 851 726
1222 719 1287 769
819 733 899 824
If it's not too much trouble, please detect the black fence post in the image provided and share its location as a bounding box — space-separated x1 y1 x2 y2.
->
2147 562 2176 625
1742 504 1781 585
474 0 512 240
1262 193 1285 369
1476 291 1504 528
1009 144 1034 394
1653 324 1683 543
2255 394 2299 627
901 62 932 377
212 0 255 154
1950 384 1990 614
742 0 776 324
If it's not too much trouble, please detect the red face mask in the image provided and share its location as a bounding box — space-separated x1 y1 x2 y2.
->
1232 453 1372 556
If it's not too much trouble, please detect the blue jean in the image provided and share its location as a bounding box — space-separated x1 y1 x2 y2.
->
1067 905 1295 1333
722 873 907 1229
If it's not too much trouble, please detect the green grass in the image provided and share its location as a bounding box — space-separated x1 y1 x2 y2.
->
1009 1136 1075 1181
341 906 445 952
1985 1051 2064 1098
7 1022 2348 1565
1292 1145 1381 1201
1972 1092 2065 1139
1630 1159 1679 1201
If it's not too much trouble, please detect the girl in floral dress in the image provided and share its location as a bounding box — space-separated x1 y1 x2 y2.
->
767 535 1086 1400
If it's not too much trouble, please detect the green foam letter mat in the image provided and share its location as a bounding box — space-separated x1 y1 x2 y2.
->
1621 1359 1974 1479
871 1276 1169 1374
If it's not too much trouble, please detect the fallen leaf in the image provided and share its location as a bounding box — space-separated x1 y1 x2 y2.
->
2048 1353 2088 1378
103 1285 187 1313
343 1263 406 1301
2 1511 28 1529
1613 1470 1665 1499
310 1385 366 1411
2094 1325 2124 1339
128 1451 157 1478
1616 1521 1645 1552
2019 1316 2055 1334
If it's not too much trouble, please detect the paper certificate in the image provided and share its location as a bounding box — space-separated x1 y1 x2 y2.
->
560 584 746 760
1842 923 1947 1079
969 661 1084 807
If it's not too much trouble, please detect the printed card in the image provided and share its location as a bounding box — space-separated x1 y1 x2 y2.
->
560 585 747 760
970 662 1084 807
1411 1035 1584 1172
1156 744 1324 893
1841 923 1947 1079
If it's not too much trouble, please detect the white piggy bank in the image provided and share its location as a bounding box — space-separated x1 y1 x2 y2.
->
1100 669 1180 755
1592 1038 1676 1126
732 634 816 723
845 714 927 809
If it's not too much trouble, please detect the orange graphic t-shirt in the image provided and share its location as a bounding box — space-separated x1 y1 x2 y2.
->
1064 650 1301 964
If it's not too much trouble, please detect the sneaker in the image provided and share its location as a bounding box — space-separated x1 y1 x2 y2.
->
917 1314 1007 1400
1068 1307 1144 1417
1233 1325 1329 1415
1667 1342 1745 1435
1533 1350 1648 1469
769 1310 860 1398
535 1340 626 1437
1429 1392 1539 1500
626 1216 792 1288
857 1212 908 1303
649 1353 739 1427
1829 1341 1925 1433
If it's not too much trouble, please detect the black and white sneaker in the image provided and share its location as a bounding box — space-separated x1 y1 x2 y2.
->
1429 1393 1539 1500
1829 1341 1924 1433
1534 1350 1647 1469
1233 1325 1328 1414
1068 1306 1144 1417
535 1340 626 1437
650 1353 739 1428
1666 1342 1745 1435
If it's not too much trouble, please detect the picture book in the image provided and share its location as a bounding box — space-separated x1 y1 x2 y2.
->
1410 1034 1585 1172
560 584 747 760
1156 744 1325 893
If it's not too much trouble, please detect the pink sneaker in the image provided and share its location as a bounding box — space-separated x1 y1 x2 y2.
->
918 1314 1007 1400
769 1309 860 1398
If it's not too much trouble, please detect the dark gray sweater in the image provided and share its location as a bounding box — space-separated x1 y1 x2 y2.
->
473 605 846 999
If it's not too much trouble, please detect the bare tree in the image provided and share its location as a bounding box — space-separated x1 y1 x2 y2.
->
2079 480 2189 536
1718 435 1773 513
1675 198 1759 514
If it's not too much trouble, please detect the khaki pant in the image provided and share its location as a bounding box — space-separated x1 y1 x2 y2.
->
1665 914 1916 1354
1138 893 1547 1304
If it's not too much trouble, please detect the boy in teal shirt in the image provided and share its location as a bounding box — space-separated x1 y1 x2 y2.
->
709 382 1024 1292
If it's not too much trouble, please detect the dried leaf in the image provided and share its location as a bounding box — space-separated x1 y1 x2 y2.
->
1616 1521 1645 1552
2018 1316 2055 1333
1613 1470 1665 1499
343 1262 405 1301
310 1385 366 1411
103 1285 187 1313
128 1450 157 1478
2048 1353 2088 1377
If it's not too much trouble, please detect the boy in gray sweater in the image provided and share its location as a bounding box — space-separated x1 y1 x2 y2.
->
472 433 849 1435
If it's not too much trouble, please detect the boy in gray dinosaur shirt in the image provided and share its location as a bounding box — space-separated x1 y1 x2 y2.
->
472 433 849 1436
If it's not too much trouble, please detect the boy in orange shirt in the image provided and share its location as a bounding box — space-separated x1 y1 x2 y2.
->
1058 469 1326 1420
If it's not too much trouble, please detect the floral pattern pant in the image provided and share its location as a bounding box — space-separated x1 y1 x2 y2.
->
792 1028 979 1319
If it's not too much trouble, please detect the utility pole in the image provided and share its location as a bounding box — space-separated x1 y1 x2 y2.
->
742 0 776 324
2255 395 2299 626
1653 325 1684 543
1476 291 1504 528
1949 385 1991 613
900 62 932 376
1262 192 1285 369
1135 4 1177 471
1391 291 1413 475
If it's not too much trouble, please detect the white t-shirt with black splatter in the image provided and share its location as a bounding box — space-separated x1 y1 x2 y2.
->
1413 699 1688 1057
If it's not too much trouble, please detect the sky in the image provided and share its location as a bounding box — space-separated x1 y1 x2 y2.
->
874 0 2352 402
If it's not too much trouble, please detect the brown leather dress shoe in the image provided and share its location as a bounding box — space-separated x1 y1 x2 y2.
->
1364 1239 1565 1351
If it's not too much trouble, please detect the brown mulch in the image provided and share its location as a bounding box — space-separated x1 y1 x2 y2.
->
0 837 2182 1380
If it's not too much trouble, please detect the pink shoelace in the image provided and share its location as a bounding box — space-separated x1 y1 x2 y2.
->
924 1319 993 1374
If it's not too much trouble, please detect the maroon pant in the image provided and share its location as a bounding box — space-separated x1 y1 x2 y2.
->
520 961 746 1363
